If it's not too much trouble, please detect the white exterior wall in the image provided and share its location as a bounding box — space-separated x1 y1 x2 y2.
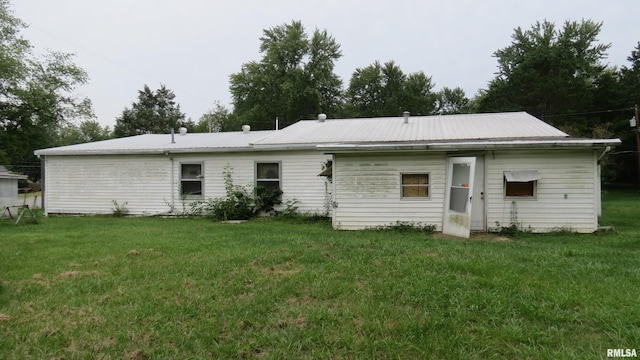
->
0 178 21 208
43 155 172 215
332 153 447 230
485 149 599 233
332 149 601 233
42 150 330 216
171 150 331 214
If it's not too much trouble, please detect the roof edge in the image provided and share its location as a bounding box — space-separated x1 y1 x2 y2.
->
318 138 621 153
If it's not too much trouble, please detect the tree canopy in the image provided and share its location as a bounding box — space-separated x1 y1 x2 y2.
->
229 21 343 130
57 120 112 145
114 84 191 137
476 19 611 134
344 61 471 117
195 101 233 133
0 0 93 179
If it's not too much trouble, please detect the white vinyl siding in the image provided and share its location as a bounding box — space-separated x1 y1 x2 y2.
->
332 153 446 230
42 150 331 216
43 155 171 215
0 178 22 208
331 149 600 233
485 150 598 233
197 152 329 214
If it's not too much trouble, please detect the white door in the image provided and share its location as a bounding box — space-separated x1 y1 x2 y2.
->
443 157 476 238
470 156 485 231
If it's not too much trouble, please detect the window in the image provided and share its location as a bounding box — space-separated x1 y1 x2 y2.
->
256 162 281 193
401 173 429 198
504 170 540 198
181 163 203 197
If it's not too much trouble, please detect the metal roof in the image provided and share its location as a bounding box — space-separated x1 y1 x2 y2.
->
252 112 569 148
34 112 619 156
0 172 27 180
35 130 275 156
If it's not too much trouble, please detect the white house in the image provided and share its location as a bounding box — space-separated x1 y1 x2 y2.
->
0 166 27 209
35 112 619 237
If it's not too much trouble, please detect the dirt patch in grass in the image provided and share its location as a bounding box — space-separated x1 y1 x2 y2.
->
31 273 49 286
278 316 307 329
59 270 102 278
286 295 314 306
127 349 149 360
265 264 299 275
93 338 116 352
0 313 10 321
254 260 301 276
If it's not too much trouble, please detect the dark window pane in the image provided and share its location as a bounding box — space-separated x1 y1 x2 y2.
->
257 163 279 179
506 181 534 197
257 180 280 191
182 164 201 179
181 181 202 196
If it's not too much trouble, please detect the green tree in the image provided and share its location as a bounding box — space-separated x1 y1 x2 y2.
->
114 84 191 136
476 19 610 135
344 60 438 117
0 0 93 179
229 21 343 130
620 42 640 107
58 120 112 145
195 101 233 132
611 42 640 183
434 87 471 115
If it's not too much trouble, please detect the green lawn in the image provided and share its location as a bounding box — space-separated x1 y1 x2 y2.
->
1 189 639 359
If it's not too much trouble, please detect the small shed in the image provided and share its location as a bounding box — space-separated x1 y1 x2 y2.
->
0 166 27 209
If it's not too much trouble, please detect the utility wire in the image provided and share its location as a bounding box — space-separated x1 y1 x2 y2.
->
543 107 635 118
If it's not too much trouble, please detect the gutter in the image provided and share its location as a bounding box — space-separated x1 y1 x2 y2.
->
317 139 622 153
33 146 290 156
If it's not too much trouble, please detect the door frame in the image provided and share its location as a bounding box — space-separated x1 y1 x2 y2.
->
470 155 486 232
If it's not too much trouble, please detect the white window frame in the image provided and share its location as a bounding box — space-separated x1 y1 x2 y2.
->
180 162 204 199
255 161 281 192
400 172 430 199
503 170 539 200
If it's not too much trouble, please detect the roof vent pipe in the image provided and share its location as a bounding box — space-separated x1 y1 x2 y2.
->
171 128 175 143
242 124 250 134
403 111 410 124
179 127 187 136
318 113 327 122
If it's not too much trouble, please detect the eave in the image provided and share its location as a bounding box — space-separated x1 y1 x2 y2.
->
317 138 622 154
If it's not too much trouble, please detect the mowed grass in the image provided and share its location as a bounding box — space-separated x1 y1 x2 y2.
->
1 190 639 359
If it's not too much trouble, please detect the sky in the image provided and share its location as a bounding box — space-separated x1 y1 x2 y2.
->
11 0 640 128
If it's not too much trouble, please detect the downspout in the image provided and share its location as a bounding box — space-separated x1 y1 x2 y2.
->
597 146 611 162
39 155 45 215
166 152 174 213
596 146 611 221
